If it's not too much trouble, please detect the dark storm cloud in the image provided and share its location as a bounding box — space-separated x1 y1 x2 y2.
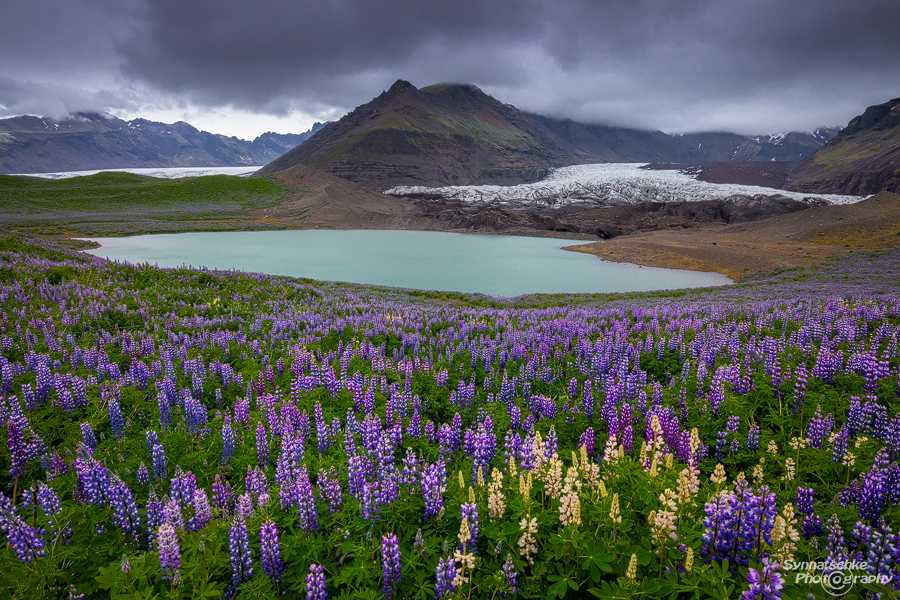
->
3 0 900 133
0 77 132 118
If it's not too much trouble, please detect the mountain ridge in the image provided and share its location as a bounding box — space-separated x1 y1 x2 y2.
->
0 112 325 174
258 79 839 191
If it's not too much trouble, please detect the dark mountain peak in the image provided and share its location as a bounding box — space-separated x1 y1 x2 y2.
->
789 94 900 195
257 79 578 188
841 97 900 137
385 79 417 96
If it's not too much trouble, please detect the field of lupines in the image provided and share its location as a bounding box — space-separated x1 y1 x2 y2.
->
1 234 899 599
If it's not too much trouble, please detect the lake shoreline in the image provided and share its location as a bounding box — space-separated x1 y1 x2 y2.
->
82 229 731 297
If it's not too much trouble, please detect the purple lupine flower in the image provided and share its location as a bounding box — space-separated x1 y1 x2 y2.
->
543 425 558 461
746 423 759 453
190 488 212 531
212 473 235 515
163 499 185 531
851 521 897 581
36 482 70 544
6 419 29 478
170 468 197 510
136 462 150 486
434 556 457 600
741 558 784 599
578 428 594 456
145 488 164 549
234 396 250 424
296 467 319 532
80 422 98 452
824 514 848 570
381 533 402 599
256 421 269 466
278 474 301 511
858 467 887 523
315 402 331 452
151 443 167 481
228 514 253 585
245 465 268 499
802 513 825 540
157 522 181 580
104 386 125 439
460 502 479 554
221 416 235 465
347 454 366 500
361 480 379 522
109 477 141 541
46 452 67 482
318 467 343 515
701 492 735 562
400 447 420 490
470 425 495 485
236 493 254 519
500 554 518 597
748 486 778 562
796 487 815 516
75 447 111 506
832 426 849 464
305 563 326 600
422 462 444 521
260 519 283 584
157 390 172 429
807 406 834 449
5 512 47 564
791 363 808 417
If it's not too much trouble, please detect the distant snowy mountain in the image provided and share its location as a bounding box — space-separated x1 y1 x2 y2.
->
0 113 325 174
386 163 864 209
529 116 840 164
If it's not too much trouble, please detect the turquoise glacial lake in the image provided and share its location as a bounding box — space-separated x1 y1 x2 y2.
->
84 230 731 297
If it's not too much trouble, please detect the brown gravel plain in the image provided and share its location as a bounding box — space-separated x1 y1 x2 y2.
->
563 192 900 281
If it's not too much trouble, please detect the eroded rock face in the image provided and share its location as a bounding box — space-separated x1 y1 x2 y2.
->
409 194 812 239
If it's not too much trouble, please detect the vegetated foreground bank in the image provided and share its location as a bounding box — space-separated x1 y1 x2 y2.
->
0 233 899 599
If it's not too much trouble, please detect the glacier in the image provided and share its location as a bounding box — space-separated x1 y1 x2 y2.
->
13 166 261 179
384 163 865 209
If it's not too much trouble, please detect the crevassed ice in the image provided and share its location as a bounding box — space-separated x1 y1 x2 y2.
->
384 163 865 208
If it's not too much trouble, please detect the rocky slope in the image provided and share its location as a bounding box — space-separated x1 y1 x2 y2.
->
0 113 324 174
788 97 900 195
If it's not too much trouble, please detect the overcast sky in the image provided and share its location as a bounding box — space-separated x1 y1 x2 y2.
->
2 0 899 139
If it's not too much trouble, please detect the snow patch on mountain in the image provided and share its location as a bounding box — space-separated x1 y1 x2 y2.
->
385 163 864 209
